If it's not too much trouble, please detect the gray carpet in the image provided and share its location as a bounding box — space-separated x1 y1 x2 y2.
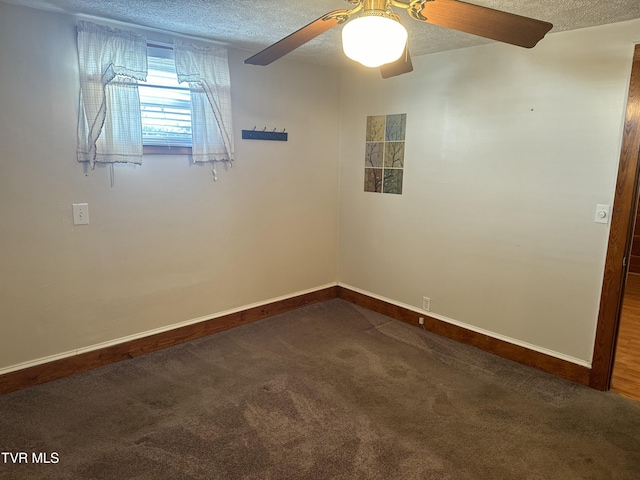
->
1 299 639 479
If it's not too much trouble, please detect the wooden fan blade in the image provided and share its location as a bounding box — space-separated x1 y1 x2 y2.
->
380 46 413 79
420 0 552 48
245 10 348 65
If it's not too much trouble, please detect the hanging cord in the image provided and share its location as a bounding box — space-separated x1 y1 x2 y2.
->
109 163 115 188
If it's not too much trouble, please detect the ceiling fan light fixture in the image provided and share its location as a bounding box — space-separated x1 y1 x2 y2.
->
342 13 408 68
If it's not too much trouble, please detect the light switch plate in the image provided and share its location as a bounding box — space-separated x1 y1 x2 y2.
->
595 204 610 224
72 203 89 225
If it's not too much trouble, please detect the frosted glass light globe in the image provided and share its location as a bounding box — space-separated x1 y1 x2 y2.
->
342 15 408 68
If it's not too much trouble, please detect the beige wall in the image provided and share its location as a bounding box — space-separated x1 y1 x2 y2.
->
0 2 340 370
338 20 640 364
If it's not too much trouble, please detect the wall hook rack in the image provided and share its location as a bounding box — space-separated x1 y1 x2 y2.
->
242 126 288 141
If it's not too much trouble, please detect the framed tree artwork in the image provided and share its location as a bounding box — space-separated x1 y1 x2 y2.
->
364 114 406 194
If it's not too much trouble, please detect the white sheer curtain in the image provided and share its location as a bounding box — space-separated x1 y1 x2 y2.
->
77 21 148 168
173 40 234 173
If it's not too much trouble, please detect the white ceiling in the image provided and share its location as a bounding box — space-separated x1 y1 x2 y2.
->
3 0 640 66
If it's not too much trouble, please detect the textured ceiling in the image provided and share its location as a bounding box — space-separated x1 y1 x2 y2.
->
3 0 640 66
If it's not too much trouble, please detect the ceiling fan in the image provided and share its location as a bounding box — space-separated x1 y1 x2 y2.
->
244 0 553 78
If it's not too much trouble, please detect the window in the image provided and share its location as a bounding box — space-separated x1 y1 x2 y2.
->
77 21 235 173
139 44 192 150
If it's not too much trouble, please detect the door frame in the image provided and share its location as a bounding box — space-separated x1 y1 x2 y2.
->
590 44 640 390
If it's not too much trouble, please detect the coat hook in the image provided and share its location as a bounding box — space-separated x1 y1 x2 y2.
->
262 127 266 132
252 126 256 131
272 128 277 132
281 128 286 133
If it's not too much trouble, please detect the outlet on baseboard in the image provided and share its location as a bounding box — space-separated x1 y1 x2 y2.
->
422 296 431 312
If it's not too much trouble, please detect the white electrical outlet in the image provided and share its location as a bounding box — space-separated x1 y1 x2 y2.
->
419 317 425 325
422 296 431 312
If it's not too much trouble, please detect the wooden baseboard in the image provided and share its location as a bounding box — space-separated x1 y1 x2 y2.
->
0 284 593 396
0 286 339 395
337 286 591 386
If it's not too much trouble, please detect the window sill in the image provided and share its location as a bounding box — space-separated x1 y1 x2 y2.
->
143 145 192 155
